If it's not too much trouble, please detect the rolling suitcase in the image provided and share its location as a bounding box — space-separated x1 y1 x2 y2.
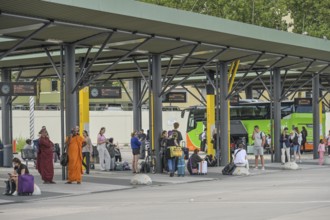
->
198 161 207 175
177 153 185 177
18 174 34 196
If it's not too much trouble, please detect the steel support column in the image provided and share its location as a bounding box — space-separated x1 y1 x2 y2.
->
1 69 13 167
219 62 229 166
273 68 282 163
65 44 78 136
133 78 142 131
150 55 163 173
312 74 320 159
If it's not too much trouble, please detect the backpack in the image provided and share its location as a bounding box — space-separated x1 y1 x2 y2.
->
292 133 299 145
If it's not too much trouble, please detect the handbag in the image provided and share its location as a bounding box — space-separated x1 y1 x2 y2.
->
169 146 183 157
60 136 71 166
60 152 68 166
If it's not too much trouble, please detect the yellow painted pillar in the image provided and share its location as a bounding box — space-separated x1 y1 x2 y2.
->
79 87 90 135
206 79 215 156
227 60 240 161
319 101 323 139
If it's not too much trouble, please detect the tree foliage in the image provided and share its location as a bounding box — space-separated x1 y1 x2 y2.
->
286 0 330 39
139 0 329 39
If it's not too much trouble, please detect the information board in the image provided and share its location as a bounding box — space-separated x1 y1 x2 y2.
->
0 82 37 96
89 87 122 99
163 92 187 103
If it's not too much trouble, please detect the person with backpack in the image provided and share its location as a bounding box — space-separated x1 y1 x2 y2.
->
233 143 249 170
167 131 179 177
252 125 266 170
290 127 301 163
280 127 291 164
301 126 308 154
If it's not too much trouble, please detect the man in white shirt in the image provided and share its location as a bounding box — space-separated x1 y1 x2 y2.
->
233 143 249 170
252 125 266 170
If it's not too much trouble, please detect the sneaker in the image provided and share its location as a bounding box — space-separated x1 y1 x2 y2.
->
12 191 17 196
254 166 258 170
261 167 265 171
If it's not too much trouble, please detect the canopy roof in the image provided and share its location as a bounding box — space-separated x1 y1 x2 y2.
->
0 0 329 92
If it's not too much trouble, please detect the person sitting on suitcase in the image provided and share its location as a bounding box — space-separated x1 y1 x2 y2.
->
188 149 203 175
8 158 30 196
233 143 249 170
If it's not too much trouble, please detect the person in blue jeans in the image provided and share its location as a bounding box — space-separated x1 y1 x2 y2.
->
166 131 179 177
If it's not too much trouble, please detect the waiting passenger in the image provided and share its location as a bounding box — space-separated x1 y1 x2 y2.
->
23 139 33 150
188 149 203 174
66 127 84 184
280 127 290 164
233 143 249 170
82 130 92 174
6 158 30 195
37 128 55 184
205 154 217 167
97 127 110 171
131 131 141 174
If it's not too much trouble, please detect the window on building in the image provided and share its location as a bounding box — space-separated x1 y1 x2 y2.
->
51 80 58 91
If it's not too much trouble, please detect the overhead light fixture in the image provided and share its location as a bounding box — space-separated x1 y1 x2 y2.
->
45 39 63 44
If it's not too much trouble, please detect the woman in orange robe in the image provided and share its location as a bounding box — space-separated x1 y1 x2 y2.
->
66 127 84 184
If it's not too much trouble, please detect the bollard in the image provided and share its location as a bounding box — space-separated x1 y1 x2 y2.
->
3 144 13 167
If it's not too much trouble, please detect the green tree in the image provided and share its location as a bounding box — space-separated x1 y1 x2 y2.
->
139 0 289 30
286 0 330 39
139 0 330 38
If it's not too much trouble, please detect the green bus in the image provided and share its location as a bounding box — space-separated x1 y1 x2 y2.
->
182 98 325 152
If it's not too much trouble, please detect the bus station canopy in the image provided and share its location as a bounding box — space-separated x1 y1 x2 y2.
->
0 0 330 92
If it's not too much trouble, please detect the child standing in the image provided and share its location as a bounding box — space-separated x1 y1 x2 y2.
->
318 139 325 165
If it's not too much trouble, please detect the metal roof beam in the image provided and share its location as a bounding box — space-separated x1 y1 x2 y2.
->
193 85 207 103
118 79 133 103
14 67 23 82
281 64 330 100
0 22 51 60
81 38 151 88
228 53 264 99
227 55 287 99
72 32 114 92
2 11 329 65
181 85 206 106
161 44 199 95
281 61 315 98
44 47 61 79
138 81 148 107
161 48 227 97
133 58 150 88
162 56 174 85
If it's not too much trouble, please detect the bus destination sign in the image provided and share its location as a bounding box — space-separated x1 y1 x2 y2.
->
294 98 312 106
89 87 122 99
163 92 187 103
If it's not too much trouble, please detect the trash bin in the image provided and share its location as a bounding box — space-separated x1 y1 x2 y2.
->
3 144 13 167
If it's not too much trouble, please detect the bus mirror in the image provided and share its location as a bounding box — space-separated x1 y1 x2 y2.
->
181 110 185 118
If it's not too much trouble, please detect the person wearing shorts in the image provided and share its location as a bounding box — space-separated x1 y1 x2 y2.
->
252 125 266 170
130 131 141 174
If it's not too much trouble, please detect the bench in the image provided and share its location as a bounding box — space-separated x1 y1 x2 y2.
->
21 149 37 166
